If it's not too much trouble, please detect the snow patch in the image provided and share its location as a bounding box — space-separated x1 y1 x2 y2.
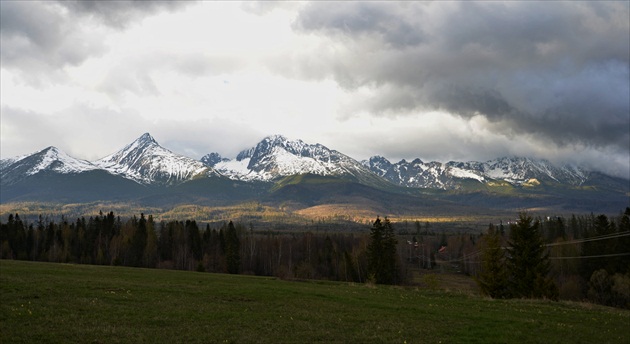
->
448 167 485 182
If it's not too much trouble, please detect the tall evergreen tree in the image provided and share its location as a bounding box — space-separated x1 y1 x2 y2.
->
580 214 616 280
367 217 398 284
617 208 630 275
476 224 508 298
367 217 384 283
225 221 240 274
382 217 398 284
129 213 148 267
507 213 558 300
144 215 158 268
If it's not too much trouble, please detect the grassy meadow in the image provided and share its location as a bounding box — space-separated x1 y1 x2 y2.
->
1 260 628 343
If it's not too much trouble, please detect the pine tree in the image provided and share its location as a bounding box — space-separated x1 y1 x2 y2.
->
382 217 398 284
129 213 147 267
580 214 616 280
367 217 398 284
506 213 558 300
225 221 240 274
143 215 158 268
367 217 383 283
618 208 630 275
476 224 508 298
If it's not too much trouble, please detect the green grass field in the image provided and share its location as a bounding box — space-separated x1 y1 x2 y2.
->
1 260 628 343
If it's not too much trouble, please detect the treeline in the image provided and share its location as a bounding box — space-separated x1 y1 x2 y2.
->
472 209 630 308
1 209 629 308
0 212 407 284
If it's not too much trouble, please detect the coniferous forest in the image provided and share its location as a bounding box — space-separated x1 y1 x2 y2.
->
1 209 629 308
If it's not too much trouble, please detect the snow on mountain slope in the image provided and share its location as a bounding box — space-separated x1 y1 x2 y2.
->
363 156 462 189
29 147 98 175
214 135 378 183
0 133 600 193
95 133 216 185
480 157 587 186
364 156 589 189
0 146 99 185
0 155 27 171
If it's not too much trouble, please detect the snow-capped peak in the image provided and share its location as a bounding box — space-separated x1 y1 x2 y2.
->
200 152 228 167
29 146 98 175
482 157 587 185
214 135 375 182
95 133 215 185
0 146 99 186
97 132 157 163
365 155 589 189
138 132 157 142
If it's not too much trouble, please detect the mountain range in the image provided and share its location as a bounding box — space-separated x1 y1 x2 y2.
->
1 133 628 215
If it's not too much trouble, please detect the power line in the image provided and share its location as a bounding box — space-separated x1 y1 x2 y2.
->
409 231 630 264
545 231 630 247
549 252 630 260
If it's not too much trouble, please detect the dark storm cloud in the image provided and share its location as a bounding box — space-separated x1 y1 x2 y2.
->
292 1 630 153
0 1 190 77
58 0 193 29
0 1 100 78
295 1 424 48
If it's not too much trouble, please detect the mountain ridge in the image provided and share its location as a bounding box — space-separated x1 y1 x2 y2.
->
1 133 626 189
0 146 99 186
93 133 217 186
1 133 628 214
211 135 387 188
362 156 592 190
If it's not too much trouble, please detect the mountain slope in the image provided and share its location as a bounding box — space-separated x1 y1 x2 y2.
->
95 133 217 186
0 169 149 203
213 135 389 188
364 156 591 190
0 146 150 203
0 146 98 186
1 133 627 214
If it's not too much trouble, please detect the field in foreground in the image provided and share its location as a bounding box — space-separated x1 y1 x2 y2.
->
1 260 628 343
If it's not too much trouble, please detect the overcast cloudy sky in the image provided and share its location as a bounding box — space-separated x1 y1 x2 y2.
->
1 1 629 178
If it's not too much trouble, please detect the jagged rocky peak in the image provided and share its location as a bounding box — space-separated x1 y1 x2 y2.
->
233 135 289 161
251 135 311 158
97 132 159 164
236 147 256 161
29 146 97 174
363 156 392 173
361 154 592 189
250 135 350 167
138 132 157 143
483 156 588 185
236 134 328 164
200 152 228 167
0 145 98 186
214 134 379 183
137 132 159 147
127 132 159 151
94 132 214 186
369 155 392 165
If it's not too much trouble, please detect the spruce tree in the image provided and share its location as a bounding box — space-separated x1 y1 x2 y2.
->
580 214 616 280
506 213 558 300
367 217 398 284
129 213 147 267
382 217 398 284
225 221 240 274
618 208 630 274
476 224 508 298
